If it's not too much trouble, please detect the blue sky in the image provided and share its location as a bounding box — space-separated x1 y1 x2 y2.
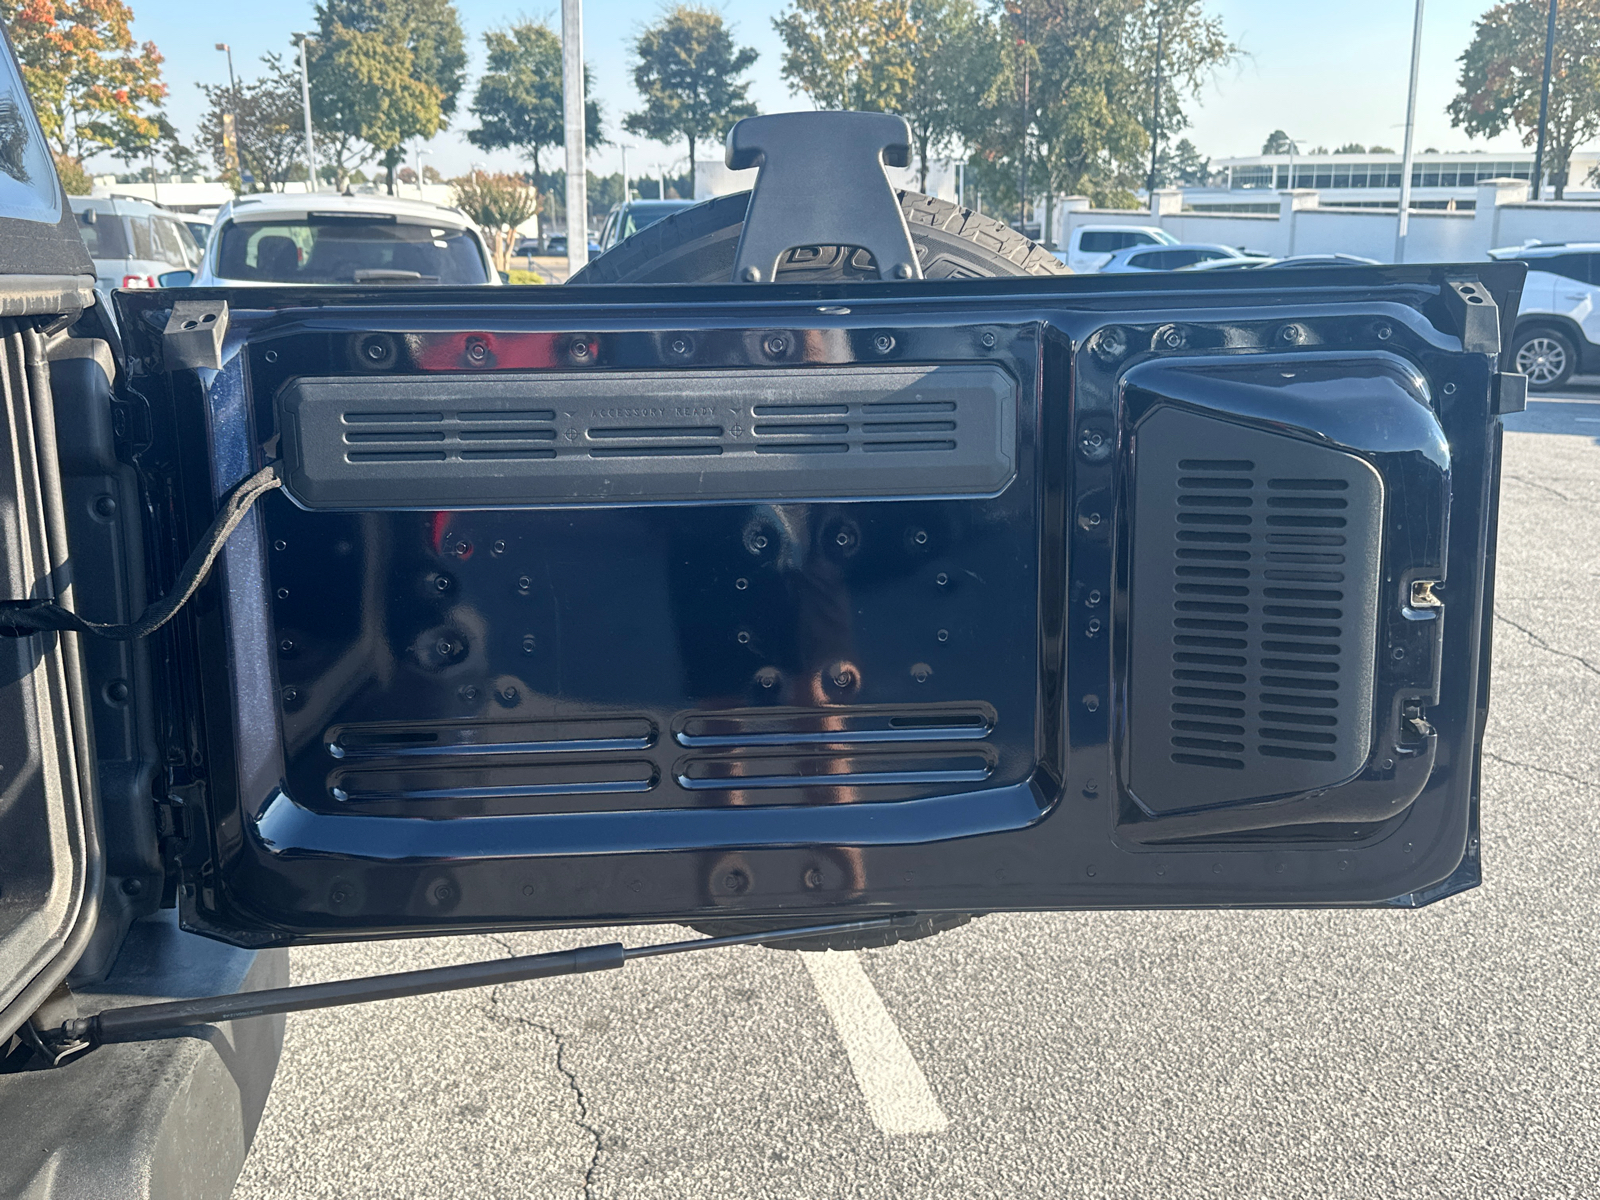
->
117 0 1535 180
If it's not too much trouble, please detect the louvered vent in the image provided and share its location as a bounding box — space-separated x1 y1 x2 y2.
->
1127 407 1383 815
279 365 1016 508
342 407 558 463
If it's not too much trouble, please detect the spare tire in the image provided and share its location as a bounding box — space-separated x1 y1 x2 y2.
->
569 190 1070 285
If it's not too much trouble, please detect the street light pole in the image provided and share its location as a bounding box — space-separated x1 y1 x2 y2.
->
292 34 319 194
561 0 589 275
216 43 246 188
215 43 237 94
1394 0 1425 263
1532 0 1558 200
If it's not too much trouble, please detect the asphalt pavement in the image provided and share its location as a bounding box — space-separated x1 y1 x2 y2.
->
231 385 1600 1200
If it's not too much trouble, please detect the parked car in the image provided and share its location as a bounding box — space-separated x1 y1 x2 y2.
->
182 212 214 254
597 199 699 252
69 196 202 289
1488 240 1600 388
542 232 603 257
1177 253 1380 272
1097 242 1247 273
1056 224 1178 272
194 192 499 286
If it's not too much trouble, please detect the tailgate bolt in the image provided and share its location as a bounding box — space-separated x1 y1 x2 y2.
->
735 577 749 590
873 334 894 353
466 338 488 364
1377 324 1392 340
570 339 591 360
804 868 824 889
492 540 506 556
742 267 761 282
981 331 997 348
737 631 750 644
764 335 788 356
264 350 278 364
1278 323 1304 344
273 539 287 551
893 263 914 279
670 338 689 355
911 662 932 682
1091 327 1127 363
1083 694 1100 712
936 628 949 642
522 635 537 653
279 638 294 652
1158 325 1184 349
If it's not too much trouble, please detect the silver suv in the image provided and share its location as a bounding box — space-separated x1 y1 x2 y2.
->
68 196 202 290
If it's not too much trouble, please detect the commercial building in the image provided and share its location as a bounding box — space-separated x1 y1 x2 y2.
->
1184 150 1600 214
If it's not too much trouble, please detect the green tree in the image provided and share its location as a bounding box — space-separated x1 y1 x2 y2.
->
900 0 984 192
1154 135 1207 185
1334 142 1366 154
316 0 465 115
450 170 537 270
1449 0 1600 199
466 20 602 231
197 53 314 192
966 0 1234 213
624 6 758 195
1261 129 1295 155
774 0 917 113
309 0 466 193
2 0 167 161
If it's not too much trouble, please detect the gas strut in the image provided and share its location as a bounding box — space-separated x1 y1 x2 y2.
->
47 916 908 1051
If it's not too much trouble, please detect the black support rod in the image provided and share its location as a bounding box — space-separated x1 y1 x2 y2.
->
58 916 903 1046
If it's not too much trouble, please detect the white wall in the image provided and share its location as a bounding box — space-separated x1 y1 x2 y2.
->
695 158 960 203
1054 179 1600 264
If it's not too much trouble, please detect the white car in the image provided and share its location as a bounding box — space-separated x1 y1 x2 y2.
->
1096 242 1247 273
194 192 500 287
1488 241 1600 388
1057 224 1178 273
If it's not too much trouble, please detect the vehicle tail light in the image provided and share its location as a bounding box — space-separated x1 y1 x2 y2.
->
121 274 158 288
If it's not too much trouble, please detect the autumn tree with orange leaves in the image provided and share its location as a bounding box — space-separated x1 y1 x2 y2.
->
0 0 165 165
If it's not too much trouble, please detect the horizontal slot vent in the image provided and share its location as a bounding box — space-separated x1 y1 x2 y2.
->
330 761 658 803
1128 407 1383 814
280 363 1018 508
326 718 656 760
678 753 994 790
674 705 994 748
589 426 723 439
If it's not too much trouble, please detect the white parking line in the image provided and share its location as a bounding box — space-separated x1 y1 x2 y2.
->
801 950 949 1135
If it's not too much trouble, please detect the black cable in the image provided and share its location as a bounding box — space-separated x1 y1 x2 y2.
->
0 464 282 641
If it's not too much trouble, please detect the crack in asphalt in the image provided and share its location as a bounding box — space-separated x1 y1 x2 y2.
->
1502 473 1576 502
1495 612 1600 678
484 934 605 1200
1484 750 1600 791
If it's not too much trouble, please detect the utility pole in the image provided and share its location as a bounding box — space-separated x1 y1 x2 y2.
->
1147 6 1165 213
1394 0 1424 263
561 0 588 275
1532 0 1558 200
620 144 630 202
292 33 319 194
